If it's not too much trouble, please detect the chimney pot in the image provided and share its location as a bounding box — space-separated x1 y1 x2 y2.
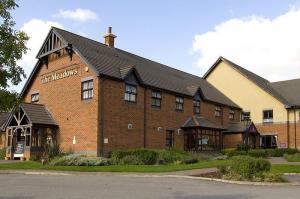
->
104 26 116 47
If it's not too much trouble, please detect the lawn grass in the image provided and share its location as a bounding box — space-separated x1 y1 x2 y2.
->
1 160 300 174
0 160 229 173
271 165 300 173
284 153 300 162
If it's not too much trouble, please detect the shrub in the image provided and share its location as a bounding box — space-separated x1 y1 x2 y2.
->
229 156 271 179
266 148 298 157
29 155 41 161
236 143 250 151
111 149 158 165
0 148 6 160
226 150 247 157
247 149 268 158
50 155 110 166
43 143 62 160
157 149 191 164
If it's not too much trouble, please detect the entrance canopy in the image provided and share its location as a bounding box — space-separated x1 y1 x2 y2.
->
182 116 225 130
5 103 58 160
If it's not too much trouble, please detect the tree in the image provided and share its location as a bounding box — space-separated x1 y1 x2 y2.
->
0 0 28 112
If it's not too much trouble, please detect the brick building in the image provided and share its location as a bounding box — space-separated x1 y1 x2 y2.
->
3 27 258 160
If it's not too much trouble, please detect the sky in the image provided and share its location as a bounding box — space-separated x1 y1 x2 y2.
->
9 0 300 91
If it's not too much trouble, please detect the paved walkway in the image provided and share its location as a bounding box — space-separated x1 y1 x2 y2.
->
269 157 300 165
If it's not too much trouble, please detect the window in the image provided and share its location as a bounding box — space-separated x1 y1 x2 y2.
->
241 111 251 121
175 96 184 111
229 109 235 120
193 100 200 114
263 109 273 123
151 90 162 107
215 106 222 117
31 93 39 103
166 130 174 148
7 129 11 147
81 80 93 100
124 84 137 102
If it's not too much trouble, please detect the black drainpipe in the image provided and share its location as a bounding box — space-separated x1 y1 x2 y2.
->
287 109 290 148
294 109 297 148
144 87 147 148
100 77 106 157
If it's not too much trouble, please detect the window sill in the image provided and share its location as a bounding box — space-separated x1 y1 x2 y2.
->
124 100 137 105
82 99 93 103
175 109 184 112
151 105 161 109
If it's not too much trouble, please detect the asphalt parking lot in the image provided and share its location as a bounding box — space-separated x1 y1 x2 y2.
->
0 173 299 199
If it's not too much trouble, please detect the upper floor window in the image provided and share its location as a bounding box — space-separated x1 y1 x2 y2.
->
263 109 273 123
175 96 184 111
229 109 235 120
193 100 200 114
124 84 137 102
215 106 222 117
81 80 93 100
241 111 251 121
31 93 39 103
151 90 162 107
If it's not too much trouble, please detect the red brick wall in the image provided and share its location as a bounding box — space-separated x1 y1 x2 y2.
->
21 50 241 156
101 78 241 154
23 52 99 156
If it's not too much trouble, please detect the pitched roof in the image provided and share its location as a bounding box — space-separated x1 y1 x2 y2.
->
223 122 258 134
270 78 300 107
203 57 291 106
28 27 239 108
20 103 57 126
0 112 9 131
181 116 225 130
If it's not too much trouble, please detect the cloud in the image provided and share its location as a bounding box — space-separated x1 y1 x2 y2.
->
11 19 63 92
53 8 97 22
192 8 300 81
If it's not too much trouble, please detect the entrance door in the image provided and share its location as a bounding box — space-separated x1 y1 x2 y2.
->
12 129 25 160
166 130 174 148
261 135 277 148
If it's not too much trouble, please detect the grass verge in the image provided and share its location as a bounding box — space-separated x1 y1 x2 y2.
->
271 165 300 174
0 160 228 173
284 153 300 162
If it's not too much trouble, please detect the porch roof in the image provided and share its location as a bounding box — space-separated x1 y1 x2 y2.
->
0 112 9 131
181 116 225 130
20 103 58 126
223 122 259 134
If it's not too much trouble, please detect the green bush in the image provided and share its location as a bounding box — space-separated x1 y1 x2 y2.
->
229 156 271 179
157 149 191 164
50 155 111 166
111 149 158 165
226 150 247 157
236 143 250 151
266 148 298 157
29 155 41 161
247 149 268 158
0 148 6 160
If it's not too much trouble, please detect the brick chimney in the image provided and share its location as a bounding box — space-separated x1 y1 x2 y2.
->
103 27 116 47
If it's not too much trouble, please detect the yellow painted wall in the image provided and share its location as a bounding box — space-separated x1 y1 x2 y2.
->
206 61 288 124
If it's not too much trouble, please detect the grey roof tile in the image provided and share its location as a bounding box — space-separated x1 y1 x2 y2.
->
52 27 240 108
0 112 9 131
181 116 225 130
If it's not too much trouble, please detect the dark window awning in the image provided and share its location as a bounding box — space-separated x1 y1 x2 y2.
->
181 116 225 130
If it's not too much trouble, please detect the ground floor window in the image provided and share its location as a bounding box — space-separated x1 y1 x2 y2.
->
184 129 221 151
